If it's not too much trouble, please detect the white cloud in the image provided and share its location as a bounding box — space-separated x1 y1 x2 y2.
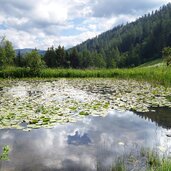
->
0 0 170 49
6 17 29 27
32 0 68 24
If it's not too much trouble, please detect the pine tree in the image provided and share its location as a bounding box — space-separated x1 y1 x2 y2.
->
70 48 79 68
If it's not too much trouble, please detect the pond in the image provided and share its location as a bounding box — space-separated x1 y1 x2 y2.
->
0 79 171 170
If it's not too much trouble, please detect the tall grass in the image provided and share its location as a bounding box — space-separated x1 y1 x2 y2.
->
40 66 171 86
110 149 171 171
0 67 33 78
0 66 171 86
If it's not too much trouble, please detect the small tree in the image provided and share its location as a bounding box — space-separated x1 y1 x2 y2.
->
25 50 45 75
0 36 15 67
162 47 171 66
0 46 5 67
4 40 15 65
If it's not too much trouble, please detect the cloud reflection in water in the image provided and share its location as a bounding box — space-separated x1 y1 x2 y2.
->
0 110 171 170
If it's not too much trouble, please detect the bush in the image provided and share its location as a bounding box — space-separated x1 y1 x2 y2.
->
24 50 45 76
162 47 171 66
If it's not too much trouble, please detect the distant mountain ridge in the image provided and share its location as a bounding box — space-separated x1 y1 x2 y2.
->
71 3 171 68
15 48 46 56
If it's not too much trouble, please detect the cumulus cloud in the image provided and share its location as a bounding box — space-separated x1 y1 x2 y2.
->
0 0 170 49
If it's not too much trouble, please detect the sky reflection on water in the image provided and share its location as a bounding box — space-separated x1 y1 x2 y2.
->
0 109 171 171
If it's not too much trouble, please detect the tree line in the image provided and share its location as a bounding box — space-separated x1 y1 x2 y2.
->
44 46 106 68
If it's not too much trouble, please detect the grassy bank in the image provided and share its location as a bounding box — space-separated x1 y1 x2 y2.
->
0 65 171 86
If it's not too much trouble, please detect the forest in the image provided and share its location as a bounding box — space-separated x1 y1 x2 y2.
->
73 3 171 68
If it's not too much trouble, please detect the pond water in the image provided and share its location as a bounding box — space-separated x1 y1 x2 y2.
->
0 79 171 170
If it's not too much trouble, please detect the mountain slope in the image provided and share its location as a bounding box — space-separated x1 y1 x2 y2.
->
72 3 171 68
15 49 46 56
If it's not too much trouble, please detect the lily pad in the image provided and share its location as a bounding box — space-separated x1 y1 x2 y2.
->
0 78 171 131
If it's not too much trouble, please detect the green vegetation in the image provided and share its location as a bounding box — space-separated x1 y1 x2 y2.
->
0 79 171 131
109 149 171 171
0 36 15 67
111 159 125 171
0 36 44 76
37 66 171 87
0 145 10 161
0 65 171 86
43 45 106 68
24 49 45 75
138 58 163 67
79 111 89 116
162 47 171 66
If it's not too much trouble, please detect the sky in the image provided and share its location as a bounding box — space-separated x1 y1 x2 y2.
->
0 0 170 50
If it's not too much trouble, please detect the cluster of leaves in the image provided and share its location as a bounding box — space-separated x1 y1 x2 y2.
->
0 145 10 161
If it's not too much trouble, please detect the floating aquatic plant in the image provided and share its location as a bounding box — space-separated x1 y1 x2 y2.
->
0 145 10 161
0 79 171 131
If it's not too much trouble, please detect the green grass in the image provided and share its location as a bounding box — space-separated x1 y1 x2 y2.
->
138 58 163 67
110 149 171 171
0 67 32 78
0 65 171 86
145 150 171 171
41 66 171 86
112 158 125 171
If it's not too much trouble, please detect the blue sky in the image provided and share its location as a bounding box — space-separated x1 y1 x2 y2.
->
0 0 170 50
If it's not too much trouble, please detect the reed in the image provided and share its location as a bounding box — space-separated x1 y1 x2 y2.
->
0 65 171 86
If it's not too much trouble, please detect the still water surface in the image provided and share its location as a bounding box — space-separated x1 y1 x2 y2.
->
0 108 171 171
